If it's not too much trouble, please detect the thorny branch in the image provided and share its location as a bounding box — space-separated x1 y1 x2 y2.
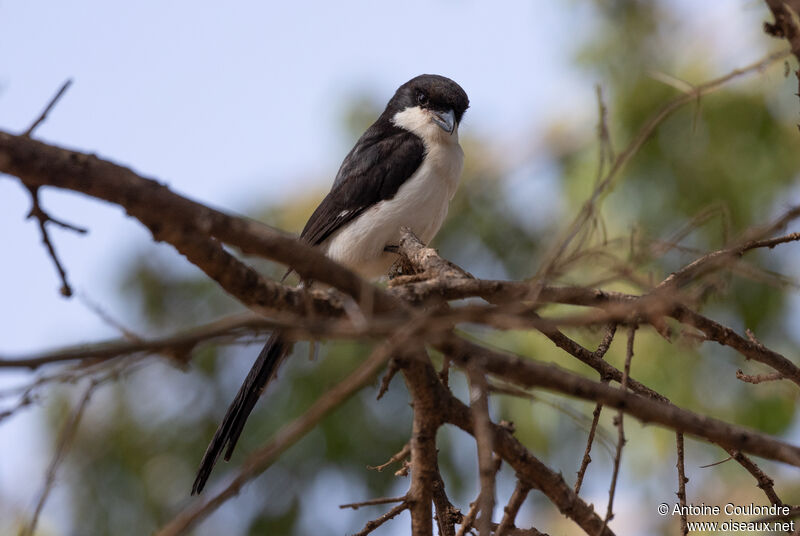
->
24 184 87 297
402 352 443 536
601 326 635 532
574 323 617 495
3 49 800 536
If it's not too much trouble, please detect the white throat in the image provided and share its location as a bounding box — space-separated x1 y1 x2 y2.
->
391 105 460 148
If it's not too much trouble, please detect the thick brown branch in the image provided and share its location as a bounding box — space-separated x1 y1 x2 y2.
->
725 449 783 506
392 344 612 535
394 227 473 281
432 469 459 536
393 221 800 388
0 131 396 313
443 388 614 536
402 353 444 536
412 276 800 388
764 1 800 59
439 337 800 468
535 320 664 400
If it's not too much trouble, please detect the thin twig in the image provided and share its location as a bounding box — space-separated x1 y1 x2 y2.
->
594 323 618 359
657 231 800 292
575 324 618 494
468 365 495 536
21 379 97 536
724 449 784 506
340 496 406 510
488 381 615 452
352 501 409 536
455 499 481 536
676 433 689 536
0 312 398 370
736 369 784 384
0 313 268 369
367 442 410 472
78 291 143 342
600 326 636 533
575 402 604 495
750 505 800 524
377 358 401 400
25 184 87 297
0 391 35 423
439 354 452 387
699 456 732 468
24 79 73 137
539 49 791 278
455 457 502 536
495 480 531 536
594 84 615 185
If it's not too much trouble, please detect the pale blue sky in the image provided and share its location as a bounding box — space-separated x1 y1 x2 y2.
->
0 1 779 534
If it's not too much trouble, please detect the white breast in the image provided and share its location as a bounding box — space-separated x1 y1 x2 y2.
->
323 114 463 279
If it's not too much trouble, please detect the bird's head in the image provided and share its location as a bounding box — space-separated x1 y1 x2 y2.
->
387 74 469 140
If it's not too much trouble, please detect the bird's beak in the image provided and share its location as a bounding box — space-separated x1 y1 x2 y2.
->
431 108 456 134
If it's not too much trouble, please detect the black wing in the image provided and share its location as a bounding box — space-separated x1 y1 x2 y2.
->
300 125 425 246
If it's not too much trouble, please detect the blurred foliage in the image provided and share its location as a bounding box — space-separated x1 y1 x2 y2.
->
36 1 800 535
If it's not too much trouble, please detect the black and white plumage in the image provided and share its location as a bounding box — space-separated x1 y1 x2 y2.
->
192 74 469 494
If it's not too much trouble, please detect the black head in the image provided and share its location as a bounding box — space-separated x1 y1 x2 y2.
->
385 74 469 128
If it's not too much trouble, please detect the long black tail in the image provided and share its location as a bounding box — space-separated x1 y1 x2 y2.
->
191 332 289 494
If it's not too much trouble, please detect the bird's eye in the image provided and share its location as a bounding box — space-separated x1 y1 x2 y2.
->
416 91 429 106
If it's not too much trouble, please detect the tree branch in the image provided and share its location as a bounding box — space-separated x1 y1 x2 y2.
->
439 337 800 468
401 352 444 536
0 131 395 313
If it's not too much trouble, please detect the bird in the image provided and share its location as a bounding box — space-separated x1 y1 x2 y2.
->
192 74 469 494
